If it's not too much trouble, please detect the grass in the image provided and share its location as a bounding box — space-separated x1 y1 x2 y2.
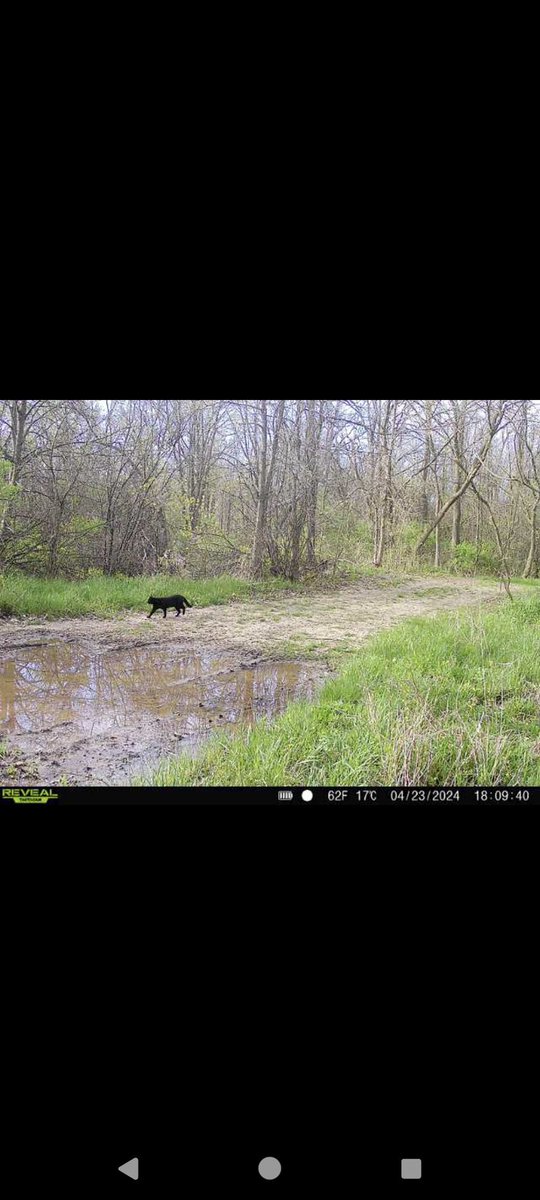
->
139 592 540 787
0 572 299 619
5 566 530 620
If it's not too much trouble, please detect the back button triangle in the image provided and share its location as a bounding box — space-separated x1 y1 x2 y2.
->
118 1158 139 1181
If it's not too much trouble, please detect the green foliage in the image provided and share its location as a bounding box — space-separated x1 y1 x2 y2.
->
163 486 247 576
0 505 104 576
355 520 372 543
450 542 498 576
318 511 371 573
402 521 429 548
0 458 18 510
165 488 196 540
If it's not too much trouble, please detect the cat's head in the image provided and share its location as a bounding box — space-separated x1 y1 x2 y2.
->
147 597 155 604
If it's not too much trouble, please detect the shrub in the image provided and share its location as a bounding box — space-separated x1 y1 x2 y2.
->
450 542 498 576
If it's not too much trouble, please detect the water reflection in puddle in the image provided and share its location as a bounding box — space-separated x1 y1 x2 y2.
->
0 642 325 782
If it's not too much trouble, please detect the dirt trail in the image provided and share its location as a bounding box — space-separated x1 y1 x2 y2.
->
0 576 520 787
0 575 514 656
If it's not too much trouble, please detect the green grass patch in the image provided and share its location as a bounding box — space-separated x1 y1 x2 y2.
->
0 572 298 619
139 593 540 787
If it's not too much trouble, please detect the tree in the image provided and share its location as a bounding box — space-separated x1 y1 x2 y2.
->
414 401 516 556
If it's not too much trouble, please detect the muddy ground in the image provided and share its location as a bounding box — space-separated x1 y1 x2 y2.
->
0 575 519 786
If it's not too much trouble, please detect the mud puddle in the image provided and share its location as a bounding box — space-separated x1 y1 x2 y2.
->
0 642 327 785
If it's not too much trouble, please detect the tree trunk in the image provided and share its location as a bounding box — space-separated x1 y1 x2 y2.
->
373 501 387 567
251 492 268 579
250 400 286 579
289 403 304 580
523 500 539 578
419 399 433 526
452 400 466 547
372 401 397 567
305 401 323 568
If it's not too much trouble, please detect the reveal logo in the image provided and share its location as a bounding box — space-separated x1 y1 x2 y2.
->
2 788 58 803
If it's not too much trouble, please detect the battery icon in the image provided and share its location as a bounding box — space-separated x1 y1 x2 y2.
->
278 791 294 802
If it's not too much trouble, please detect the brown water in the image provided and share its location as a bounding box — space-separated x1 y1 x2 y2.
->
0 642 326 784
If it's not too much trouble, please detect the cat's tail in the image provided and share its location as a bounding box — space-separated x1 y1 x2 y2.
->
185 598 193 607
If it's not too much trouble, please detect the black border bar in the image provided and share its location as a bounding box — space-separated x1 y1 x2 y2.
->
1 786 539 806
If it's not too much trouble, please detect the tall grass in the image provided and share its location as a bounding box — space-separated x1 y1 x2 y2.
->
141 593 540 787
0 573 295 618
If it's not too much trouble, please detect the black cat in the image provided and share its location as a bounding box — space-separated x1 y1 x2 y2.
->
147 595 193 619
